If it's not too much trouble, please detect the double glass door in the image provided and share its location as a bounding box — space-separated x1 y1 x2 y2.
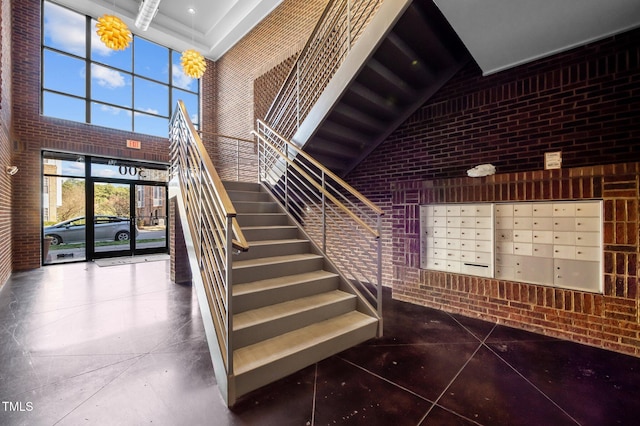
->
42 153 168 264
92 181 167 257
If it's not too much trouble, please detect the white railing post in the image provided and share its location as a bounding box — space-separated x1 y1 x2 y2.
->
236 138 240 182
376 214 382 321
225 215 234 374
198 158 204 267
296 62 300 132
321 170 327 252
284 144 289 211
347 0 352 50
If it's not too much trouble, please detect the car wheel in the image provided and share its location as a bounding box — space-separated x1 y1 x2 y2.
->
48 235 62 245
115 231 130 241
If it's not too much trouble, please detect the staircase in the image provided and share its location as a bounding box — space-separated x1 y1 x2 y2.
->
224 180 379 399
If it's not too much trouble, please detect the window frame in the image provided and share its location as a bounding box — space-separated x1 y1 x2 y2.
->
40 0 200 137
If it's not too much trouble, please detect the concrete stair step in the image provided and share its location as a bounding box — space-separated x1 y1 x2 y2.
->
233 270 339 313
223 181 262 192
227 189 274 202
233 289 356 349
233 311 378 398
232 253 324 284
236 212 290 227
242 225 299 241
233 201 282 214
234 239 310 261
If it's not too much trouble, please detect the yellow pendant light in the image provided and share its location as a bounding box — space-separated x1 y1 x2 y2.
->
181 8 206 79
96 14 132 51
181 49 206 79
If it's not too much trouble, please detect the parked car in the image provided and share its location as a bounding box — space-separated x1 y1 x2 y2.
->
44 216 137 245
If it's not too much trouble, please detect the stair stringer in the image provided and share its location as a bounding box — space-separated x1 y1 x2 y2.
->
169 179 236 406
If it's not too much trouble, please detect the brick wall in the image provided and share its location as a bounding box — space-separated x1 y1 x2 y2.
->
11 0 172 271
254 53 297 125
216 0 329 142
170 197 192 284
347 29 640 356
391 164 640 356
0 0 13 287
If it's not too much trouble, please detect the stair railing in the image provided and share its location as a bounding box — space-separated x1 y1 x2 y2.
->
252 119 383 319
264 0 382 140
169 100 249 378
196 130 259 183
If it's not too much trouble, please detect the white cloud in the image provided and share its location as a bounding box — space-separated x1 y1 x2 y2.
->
44 3 86 56
98 169 118 178
90 23 115 58
100 104 123 115
172 64 195 90
92 64 126 89
135 108 160 115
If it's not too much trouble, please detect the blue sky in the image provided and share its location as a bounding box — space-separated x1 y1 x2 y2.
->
42 1 200 137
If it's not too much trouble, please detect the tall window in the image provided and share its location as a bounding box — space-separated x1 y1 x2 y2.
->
41 1 200 137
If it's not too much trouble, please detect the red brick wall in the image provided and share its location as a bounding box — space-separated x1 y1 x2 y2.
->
392 165 640 356
10 0 172 271
0 0 13 287
170 197 192 284
216 0 329 142
347 29 640 356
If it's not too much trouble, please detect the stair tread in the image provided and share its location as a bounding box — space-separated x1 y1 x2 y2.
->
237 212 287 216
234 311 377 375
243 225 297 229
245 238 308 247
233 253 322 269
234 289 354 330
233 270 337 296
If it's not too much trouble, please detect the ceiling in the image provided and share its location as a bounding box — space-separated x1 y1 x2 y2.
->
52 0 640 72
52 0 284 60
434 0 640 75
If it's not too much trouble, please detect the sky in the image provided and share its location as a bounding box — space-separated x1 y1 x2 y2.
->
42 1 200 138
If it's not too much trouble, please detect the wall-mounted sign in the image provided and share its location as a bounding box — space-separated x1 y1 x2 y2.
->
126 139 141 149
545 151 562 170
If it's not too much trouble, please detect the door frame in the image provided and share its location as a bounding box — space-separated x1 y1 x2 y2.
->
42 151 169 264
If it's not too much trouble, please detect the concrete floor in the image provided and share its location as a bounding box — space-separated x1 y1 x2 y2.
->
1 260 639 425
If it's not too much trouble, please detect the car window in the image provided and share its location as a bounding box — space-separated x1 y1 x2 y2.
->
69 218 85 227
95 216 111 224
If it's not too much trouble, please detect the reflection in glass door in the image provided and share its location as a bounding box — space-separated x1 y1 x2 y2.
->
43 152 169 264
93 182 132 254
43 153 87 265
135 184 167 251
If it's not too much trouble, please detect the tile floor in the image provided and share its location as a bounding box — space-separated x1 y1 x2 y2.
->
1 260 639 425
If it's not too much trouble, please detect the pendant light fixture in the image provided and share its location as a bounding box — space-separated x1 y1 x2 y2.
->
96 15 132 50
181 8 206 79
96 1 131 50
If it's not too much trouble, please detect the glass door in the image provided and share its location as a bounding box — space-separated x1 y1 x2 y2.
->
43 152 169 263
134 184 167 252
93 181 133 255
43 153 87 265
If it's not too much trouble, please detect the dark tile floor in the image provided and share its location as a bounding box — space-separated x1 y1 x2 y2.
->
1 260 640 425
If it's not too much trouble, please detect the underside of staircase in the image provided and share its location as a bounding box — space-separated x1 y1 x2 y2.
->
223 180 380 402
294 0 471 176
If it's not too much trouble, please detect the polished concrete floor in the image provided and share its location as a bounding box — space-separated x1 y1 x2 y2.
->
1 260 639 425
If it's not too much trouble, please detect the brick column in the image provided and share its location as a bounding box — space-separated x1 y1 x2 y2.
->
170 197 192 284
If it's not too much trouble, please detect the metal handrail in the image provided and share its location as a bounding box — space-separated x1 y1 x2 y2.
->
252 119 383 318
169 100 250 375
264 0 382 139
197 130 259 183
